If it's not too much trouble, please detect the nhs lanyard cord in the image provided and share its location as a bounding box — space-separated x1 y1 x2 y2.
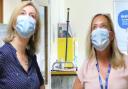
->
96 61 111 89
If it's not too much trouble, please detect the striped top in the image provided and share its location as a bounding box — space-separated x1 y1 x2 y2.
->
0 43 44 89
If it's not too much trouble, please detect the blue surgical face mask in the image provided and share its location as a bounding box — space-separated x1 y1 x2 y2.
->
16 15 36 38
91 28 110 51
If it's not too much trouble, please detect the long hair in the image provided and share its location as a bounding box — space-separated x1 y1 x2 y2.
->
86 13 125 68
4 1 41 54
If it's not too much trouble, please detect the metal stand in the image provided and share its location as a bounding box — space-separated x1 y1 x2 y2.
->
65 8 70 62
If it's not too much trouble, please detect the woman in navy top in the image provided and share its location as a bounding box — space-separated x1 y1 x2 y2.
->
0 1 44 89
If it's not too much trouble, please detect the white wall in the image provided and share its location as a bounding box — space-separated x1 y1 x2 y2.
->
64 0 114 67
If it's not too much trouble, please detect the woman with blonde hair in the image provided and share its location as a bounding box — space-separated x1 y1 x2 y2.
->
0 1 45 89
73 13 128 89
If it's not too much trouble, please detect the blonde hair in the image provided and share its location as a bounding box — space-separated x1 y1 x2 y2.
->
86 13 125 69
5 1 41 54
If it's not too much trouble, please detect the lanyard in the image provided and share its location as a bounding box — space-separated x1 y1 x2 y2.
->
96 61 111 89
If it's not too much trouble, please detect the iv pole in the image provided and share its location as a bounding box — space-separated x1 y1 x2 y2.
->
65 8 70 62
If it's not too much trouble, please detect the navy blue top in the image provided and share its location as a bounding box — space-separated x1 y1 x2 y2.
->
0 43 44 89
